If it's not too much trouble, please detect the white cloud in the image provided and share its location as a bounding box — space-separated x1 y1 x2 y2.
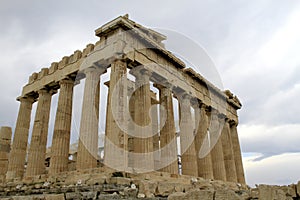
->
239 124 300 155
243 153 300 186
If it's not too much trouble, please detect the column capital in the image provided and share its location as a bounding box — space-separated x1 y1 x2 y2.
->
17 95 35 103
153 82 173 91
190 97 202 109
154 84 173 100
37 88 57 96
59 78 75 86
177 91 192 102
112 58 127 66
200 103 209 111
84 66 106 77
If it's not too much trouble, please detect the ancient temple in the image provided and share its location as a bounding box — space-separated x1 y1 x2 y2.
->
1 15 245 184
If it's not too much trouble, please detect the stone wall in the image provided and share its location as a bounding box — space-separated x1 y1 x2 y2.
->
0 168 299 199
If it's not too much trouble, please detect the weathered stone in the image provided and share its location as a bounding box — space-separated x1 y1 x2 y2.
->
44 194 64 200
124 187 138 198
104 60 128 171
230 122 246 184
215 189 242 200
65 192 81 200
258 185 277 200
210 110 227 182
86 175 107 186
178 93 198 177
297 181 300 196
155 181 176 197
138 180 157 198
156 84 178 174
168 189 214 200
6 97 34 180
167 192 185 200
186 189 214 200
0 127 12 183
131 69 154 172
26 89 53 177
49 79 74 175
76 67 105 170
107 177 131 186
81 191 97 199
281 185 297 197
193 104 214 180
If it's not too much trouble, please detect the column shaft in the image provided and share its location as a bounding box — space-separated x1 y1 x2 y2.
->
221 119 237 182
209 111 226 181
179 94 198 176
158 86 178 174
6 97 34 180
231 123 246 184
151 102 160 171
127 90 135 168
104 60 128 171
194 104 213 179
0 127 12 182
77 67 103 170
132 70 154 172
26 89 52 177
49 79 74 174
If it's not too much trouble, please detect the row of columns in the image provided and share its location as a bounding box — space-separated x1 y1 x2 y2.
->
5 59 245 184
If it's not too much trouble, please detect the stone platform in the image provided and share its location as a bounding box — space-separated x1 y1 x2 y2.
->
0 167 299 199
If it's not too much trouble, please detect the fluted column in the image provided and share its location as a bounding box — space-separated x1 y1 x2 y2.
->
179 93 197 176
221 118 237 182
209 109 226 181
230 121 246 184
193 103 214 179
26 89 53 177
6 96 34 180
49 79 74 175
77 67 104 170
157 84 178 174
151 99 160 171
104 60 128 171
132 69 154 172
127 87 135 168
0 127 12 182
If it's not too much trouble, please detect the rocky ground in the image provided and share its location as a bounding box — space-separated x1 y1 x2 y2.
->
0 167 299 199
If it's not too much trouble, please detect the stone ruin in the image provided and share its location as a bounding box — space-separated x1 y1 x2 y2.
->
1 15 299 200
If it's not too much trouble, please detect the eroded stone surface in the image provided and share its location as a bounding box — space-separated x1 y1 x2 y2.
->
0 169 299 200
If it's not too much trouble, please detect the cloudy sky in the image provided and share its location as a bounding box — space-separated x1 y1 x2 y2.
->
1 0 300 186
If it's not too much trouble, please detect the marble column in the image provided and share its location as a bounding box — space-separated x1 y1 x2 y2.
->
179 93 198 176
193 103 214 179
132 69 154 172
104 60 128 171
6 96 34 180
157 84 178 174
221 118 237 182
209 110 226 181
49 79 74 175
127 87 135 168
0 127 12 182
77 67 104 170
151 98 160 171
26 89 53 177
230 121 246 184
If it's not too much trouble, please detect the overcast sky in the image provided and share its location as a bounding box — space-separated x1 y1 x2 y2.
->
0 0 300 186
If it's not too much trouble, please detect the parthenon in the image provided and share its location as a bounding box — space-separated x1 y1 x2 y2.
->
1 15 245 185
